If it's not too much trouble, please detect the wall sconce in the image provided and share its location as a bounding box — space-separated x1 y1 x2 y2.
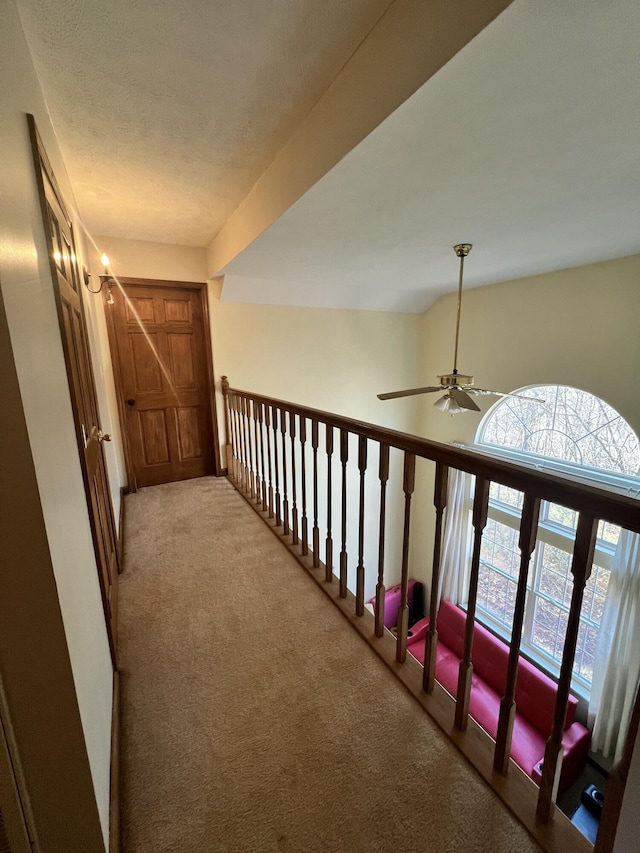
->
83 253 115 304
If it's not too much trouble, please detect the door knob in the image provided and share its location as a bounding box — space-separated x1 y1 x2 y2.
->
126 399 136 406
97 430 112 442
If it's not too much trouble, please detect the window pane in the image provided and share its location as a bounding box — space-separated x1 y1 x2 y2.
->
597 520 621 547
574 622 599 684
537 543 573 608
479 385 640 476
480 567 516 629
547 503 578 530
490 482 524 510
532 597 568 662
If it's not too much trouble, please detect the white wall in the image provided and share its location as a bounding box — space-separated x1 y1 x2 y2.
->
0 2 112 847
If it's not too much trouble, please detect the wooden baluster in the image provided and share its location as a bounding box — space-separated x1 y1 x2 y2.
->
252 400 261 504
221 375 234 476
537 512 597 822
455 477 490 730
239 396 248 492
396 452 416 663
290 412 299 545
375 443 390 638
257 403 267 510
272 406 281 527
244 397 254 499
494 493 541 773
281 409 289 535
356 436 367 616
423 463 449 692
339 429 349 598
311 420 320 568
264 404 274 518
325 425 334 582
595 681 640 853
227 391 237 480
300 417 309 556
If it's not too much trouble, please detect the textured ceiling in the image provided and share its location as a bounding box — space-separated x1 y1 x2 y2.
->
221 0 640 312
16 0 392 246
16 0 640 312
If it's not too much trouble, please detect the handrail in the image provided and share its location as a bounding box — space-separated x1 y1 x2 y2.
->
221 378 639 852
224 385 640 533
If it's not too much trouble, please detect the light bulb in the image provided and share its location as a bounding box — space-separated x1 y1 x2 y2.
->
100 253 110 267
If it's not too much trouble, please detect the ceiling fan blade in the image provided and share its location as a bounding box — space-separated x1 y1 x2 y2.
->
377 386 442 400
472 388 545 403
450 387 480 412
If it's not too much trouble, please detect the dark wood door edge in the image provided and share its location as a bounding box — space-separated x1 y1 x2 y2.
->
109 670 120 853
103 277 222 487
117 487 127 572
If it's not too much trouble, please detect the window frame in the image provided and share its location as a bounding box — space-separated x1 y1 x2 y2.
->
473 487 616 698
468 386 640 700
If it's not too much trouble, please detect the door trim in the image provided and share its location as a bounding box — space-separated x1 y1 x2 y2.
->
104 277 222 491
28 114 119 666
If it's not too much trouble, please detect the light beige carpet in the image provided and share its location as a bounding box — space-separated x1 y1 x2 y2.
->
119 476 540 853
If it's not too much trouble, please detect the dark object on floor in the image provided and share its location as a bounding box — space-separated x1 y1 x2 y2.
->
570 785 604 844
581 783 604 819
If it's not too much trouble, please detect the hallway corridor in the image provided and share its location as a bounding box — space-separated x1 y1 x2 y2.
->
118 476 539 852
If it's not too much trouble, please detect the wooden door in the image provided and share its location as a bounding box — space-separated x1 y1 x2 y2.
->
108 281 217 488
28 116 119 664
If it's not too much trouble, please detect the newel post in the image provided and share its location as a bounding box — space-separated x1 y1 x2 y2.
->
221 375 233 475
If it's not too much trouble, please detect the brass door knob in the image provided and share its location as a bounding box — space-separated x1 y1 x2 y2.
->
98 430 112 442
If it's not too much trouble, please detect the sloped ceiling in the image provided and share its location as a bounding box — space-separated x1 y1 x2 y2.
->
16 0 640 312
220 0 640 312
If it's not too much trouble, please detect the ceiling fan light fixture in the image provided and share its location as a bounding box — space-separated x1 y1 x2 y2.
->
433 393 466 415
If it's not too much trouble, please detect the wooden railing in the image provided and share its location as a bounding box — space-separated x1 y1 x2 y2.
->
221 378 640 852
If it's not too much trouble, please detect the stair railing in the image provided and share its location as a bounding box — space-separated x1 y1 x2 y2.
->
221 377 640 853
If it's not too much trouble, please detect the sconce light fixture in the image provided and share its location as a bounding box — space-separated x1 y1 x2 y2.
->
83 253 115 303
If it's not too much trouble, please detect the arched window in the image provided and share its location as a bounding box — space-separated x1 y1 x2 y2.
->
473 386 640 695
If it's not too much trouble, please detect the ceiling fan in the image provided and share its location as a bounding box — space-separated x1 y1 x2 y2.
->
378 244 543 414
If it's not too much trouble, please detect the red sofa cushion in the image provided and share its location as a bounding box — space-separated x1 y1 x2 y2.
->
434 601 576 732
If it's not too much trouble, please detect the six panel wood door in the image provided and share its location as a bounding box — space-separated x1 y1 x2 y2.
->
29 116 119 663
110 283 215 487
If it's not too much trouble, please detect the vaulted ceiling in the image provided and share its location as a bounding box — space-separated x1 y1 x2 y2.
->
16 0 640 312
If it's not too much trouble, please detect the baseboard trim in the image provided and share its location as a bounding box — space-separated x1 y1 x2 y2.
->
109 670 120 853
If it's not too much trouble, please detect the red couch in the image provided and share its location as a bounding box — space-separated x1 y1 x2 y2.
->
405 601 590 794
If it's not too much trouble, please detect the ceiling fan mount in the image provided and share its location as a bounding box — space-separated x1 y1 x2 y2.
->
378 243 543 413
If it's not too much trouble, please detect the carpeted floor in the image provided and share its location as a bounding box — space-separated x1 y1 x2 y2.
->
119 475 540 853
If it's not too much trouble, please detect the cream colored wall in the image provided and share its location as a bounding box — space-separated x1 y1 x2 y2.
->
0 2 111 848
209 296 424 597
419 252 640 446
95 236 209 283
